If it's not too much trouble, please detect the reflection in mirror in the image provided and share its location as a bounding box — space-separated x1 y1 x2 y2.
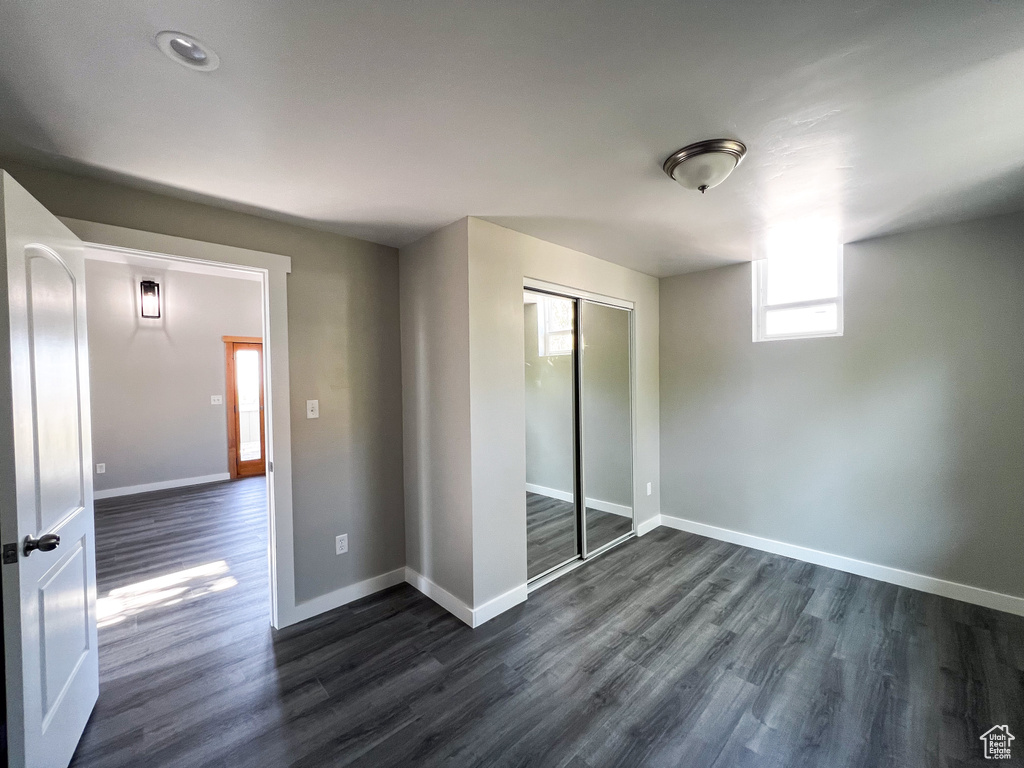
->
524 291 578 579
581 301 633 553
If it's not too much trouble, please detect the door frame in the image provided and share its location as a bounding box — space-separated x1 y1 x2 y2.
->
64 219 307 629
224 337 266 479
522 278 637 589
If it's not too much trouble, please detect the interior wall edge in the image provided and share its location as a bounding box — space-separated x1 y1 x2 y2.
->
472 582 529 627
404 566 475 627
636 515 662 536
658 514 1024 617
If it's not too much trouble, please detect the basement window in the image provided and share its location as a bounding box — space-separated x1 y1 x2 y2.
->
536 294 574 356
753 247 843 342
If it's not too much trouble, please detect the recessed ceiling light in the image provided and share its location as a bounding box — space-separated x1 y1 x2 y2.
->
663 139 747 194
156 31 220 71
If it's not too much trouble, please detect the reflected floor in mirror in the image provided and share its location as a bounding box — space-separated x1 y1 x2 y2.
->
526 491 632 579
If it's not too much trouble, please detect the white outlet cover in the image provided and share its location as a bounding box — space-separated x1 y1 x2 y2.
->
211 395 223 405
646 482 652 496
96 463 106 474
307 399 319 419
335 534 348 555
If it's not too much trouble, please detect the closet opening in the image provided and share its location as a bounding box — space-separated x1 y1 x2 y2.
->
523 284 635 588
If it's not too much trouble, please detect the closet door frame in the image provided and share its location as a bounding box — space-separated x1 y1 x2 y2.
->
578 298 636 558
523 286 583 583
523 279 637 574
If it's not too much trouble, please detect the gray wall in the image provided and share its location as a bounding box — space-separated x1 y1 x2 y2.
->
399 219 475 605
1 156 406 605
660 213 1024 600
85 260 261 491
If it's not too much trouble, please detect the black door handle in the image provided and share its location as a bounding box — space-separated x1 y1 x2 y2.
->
24 533 60 556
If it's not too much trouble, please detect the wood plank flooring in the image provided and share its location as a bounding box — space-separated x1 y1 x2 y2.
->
526 492 633 579
72 479 1024 768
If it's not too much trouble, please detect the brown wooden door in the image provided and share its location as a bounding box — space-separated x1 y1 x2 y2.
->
224 337 266 478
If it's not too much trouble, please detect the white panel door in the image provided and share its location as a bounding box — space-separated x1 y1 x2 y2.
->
0 171 98 768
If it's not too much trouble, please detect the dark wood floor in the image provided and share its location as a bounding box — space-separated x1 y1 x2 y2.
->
72 480 1023 768
526 492 633 579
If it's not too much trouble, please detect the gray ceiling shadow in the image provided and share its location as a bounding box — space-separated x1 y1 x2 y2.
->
0 142 414 249
0 75 62 158
851 163 1024 246
482 214 741 277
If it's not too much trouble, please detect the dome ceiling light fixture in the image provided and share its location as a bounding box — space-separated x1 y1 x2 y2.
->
663 139 747 194
156 31 220 71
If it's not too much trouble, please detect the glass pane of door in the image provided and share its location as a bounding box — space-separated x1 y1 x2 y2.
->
235 348 262 461
581 301 633 554
524 291 579 579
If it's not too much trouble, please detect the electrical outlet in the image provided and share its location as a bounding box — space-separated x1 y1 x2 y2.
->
96 463 106 475
646 482 652 496
335 534 348 555
307 399 320 419
211 395 223 405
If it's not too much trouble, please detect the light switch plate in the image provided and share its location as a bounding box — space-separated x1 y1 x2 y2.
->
96 463 106 474
306 399 319 419
211 395 223 405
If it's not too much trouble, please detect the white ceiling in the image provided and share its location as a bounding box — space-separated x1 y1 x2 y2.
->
1 1 1023 276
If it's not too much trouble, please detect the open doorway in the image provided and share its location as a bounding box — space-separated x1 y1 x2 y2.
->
0 180 297 768
224 337 266 478
78 247 275 734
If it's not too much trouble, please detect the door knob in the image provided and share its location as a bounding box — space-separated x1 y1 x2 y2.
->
23 533 60 556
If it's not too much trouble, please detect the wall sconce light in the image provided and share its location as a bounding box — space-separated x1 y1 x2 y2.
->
140 280 161 318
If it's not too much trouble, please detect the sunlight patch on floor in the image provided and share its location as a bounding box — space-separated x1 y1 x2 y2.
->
97 560 237 628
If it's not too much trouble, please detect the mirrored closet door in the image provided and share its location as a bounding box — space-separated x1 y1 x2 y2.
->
523 287 634 584
580 300 634 554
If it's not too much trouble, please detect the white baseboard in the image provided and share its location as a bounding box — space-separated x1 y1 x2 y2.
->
525 482 572 503
404 567 527 628
287 567 406 625
474 583 528 626
404 567 475 626
525 483 633 518
659 515 1024 618
636 514 662 537
589 499 633 518
94 473 232 500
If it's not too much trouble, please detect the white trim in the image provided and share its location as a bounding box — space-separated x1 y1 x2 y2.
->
84 242 262 282
525 482 574 503
62 218 298 629
404 567 474 626
636 514 662 536
93 473 230 500
658 515 1024 617
589 499 633 518
288 568 406 625
473 583 528 626
523 277 634 310
525 483 633 518
527 557 587 593
403 568 528 628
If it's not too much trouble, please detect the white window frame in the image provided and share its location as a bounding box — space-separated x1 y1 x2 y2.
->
752 247 844 342
537 294 573 356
